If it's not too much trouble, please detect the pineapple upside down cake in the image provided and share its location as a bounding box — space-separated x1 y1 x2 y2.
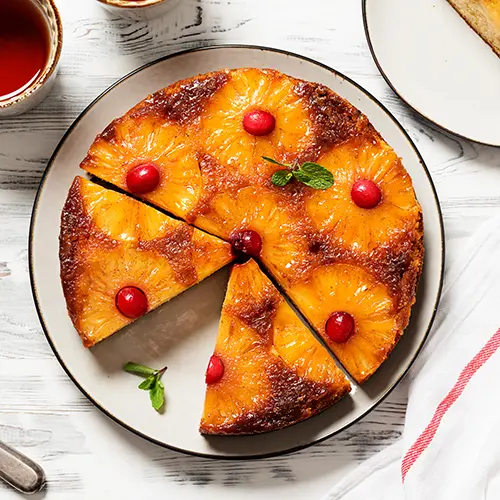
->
60 67 423 434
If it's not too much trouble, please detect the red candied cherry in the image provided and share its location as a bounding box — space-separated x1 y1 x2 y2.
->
242 110 276 136
230 229 263 258
205 355 224 384
115 286 148 318
351 179 382 209
126 163 160 194
326 311 355 343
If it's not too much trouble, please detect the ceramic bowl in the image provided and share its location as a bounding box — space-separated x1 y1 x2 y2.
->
0 0 62 118
97 0 180 20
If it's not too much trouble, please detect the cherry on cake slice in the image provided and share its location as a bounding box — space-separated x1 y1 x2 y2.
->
59 176 234 347
200 259 350 435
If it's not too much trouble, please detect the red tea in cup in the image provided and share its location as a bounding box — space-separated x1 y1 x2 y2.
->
0 0 50 101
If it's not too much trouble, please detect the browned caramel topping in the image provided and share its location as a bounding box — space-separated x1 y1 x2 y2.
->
201 361 338 435
131 72 229 124
59 178 118 327
186 153 249 222
99 120 118 142
229 295 280 339
295 81 368 154
59 179 91 325
138 224 198 287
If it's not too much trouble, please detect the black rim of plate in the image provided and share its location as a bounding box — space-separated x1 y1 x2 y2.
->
362 0 500 148
28 44 446 460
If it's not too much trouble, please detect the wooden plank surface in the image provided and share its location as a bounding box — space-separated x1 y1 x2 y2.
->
0 0 499 498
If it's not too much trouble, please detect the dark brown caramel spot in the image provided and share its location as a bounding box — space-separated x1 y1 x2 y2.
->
234 295 280 338
309 238 328 254
138 224 198 287
201 361 346 435
131 72 228 125
99 121 117 142
295 81 368 155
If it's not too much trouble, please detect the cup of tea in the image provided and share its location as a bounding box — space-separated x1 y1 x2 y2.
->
97 0 180 21
0 0 63 117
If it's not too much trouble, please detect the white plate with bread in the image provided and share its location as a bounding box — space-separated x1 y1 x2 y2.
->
363 0 500 147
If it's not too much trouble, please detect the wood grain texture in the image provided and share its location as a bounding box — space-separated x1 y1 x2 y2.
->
0 0 499 498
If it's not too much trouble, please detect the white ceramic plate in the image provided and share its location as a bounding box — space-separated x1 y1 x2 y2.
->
29 46 444 459
363 0 500 147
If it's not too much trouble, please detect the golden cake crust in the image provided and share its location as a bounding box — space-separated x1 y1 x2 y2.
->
80 68 424 382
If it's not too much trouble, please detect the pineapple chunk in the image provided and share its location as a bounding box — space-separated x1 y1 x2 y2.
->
288 263 409 383
192 68 315 176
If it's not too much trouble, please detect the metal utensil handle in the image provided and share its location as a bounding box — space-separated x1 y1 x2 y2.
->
0 441 45 494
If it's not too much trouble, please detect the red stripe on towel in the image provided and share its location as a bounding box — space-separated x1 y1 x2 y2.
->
401 328 500 482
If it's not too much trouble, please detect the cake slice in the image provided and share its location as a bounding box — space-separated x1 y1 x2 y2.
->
200 259 350 435
447 0 500 57
59 176 234 347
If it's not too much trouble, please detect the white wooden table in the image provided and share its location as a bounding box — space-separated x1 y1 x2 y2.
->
1 0 499 498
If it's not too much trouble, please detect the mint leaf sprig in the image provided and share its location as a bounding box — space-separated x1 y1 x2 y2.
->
263 156 334 190
124 362 167 412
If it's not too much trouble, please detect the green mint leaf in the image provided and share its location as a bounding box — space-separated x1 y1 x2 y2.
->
138 375 156 391
157 379 165 391
150 383 165 412
300 162 330 176
292 169 312 183
263 157 333 191
298 163 334 190
271 169 293 187
123 362 156 378
262 156 289 167
301 176 334 190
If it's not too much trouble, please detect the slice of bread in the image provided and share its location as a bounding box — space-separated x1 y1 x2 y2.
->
447 0 500 57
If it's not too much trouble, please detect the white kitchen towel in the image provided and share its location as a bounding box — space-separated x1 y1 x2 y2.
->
322 216 500 500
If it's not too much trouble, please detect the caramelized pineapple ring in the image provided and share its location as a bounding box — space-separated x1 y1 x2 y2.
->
81 117 202 218
193 68 315 176
76 246 188 347
194 185 311 280
289 263 409 383
75 232 233 347
306 136 421 252
200 260 349 435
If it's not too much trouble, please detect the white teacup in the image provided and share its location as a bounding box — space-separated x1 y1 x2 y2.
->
0 0 62 118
